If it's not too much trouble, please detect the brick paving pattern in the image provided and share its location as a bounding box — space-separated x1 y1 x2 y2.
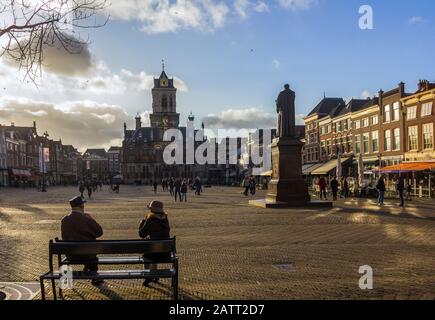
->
0 186 434 300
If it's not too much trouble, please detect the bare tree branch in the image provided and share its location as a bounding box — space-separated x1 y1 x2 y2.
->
0 0 109 83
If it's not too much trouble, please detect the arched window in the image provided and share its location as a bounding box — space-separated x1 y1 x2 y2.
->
162 95 168 111
170 96 173 108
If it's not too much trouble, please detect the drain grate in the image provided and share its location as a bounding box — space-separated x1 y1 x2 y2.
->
272 263 295 271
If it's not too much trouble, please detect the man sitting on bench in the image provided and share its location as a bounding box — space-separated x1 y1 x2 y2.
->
61 196 104 286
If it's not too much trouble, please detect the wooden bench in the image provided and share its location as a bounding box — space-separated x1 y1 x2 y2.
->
39 237 178 300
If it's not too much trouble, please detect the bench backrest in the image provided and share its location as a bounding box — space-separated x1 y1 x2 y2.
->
49 238 176 256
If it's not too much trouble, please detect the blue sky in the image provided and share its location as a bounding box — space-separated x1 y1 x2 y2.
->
93 0 435 120
1 0 435 150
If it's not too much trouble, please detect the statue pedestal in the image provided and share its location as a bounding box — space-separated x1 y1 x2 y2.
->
250 137 332 209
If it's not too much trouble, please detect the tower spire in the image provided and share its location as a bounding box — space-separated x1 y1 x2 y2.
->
162 59 165 72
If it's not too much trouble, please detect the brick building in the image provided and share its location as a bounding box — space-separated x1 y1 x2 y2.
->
302 80 435 197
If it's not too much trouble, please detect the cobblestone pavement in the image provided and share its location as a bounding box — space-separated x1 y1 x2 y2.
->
0 186 434 300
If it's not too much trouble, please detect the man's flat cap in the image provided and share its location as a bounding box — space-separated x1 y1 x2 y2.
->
69 196 86 207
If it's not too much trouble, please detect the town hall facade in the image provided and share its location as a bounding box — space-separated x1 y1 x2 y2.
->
121 66 209 184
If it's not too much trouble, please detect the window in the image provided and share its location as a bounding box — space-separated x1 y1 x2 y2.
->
423 123 434 149
161 95 168 109
372 131 379 153
347 119 352 130
392 102 400 121
355 135 361 154
327 125 331 134
408 126 418 151
384 130 391 151
421 102 433 117
407 106 417 120
355 120 361 130
363 133 370 154
384 105 391 122
393 128 401 151
335 122 340 133
371 115 378 125
362 118 369 128
319 127 324 135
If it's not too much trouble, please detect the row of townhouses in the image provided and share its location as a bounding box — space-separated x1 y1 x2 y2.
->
302 80 435 197
0 121 123 187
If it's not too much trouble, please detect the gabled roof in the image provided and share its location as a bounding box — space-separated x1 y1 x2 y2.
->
3 125 36 140
84 148 106 158
307 97 346 118
360 97 379 110
338 99 370 116
108 146 122 152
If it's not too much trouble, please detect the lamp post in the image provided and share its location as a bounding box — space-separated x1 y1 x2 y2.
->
377 153 383 179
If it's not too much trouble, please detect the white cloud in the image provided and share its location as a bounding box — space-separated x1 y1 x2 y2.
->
361 90 372 99
202 108 305 129
107 0 230 34
0 96 132 151
202 107 276 129
272 59 281 69
254 1 270 13
106 0 313 34
234 0 250 19
408 16 427 25
278 0 316 11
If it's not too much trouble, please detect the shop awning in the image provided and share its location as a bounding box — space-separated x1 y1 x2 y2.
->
302 163 324 175
11 169 32 177
260 170 272 177
311 158 351 175
381 162 435 173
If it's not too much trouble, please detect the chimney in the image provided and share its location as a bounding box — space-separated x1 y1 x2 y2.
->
398 82 405 97
418 79 424 91
378 89 384 106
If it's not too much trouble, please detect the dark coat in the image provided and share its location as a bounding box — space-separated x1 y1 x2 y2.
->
397 178 405 192
376 179 386 192
61 211 103 241
139 212 170 240
330 179 339 192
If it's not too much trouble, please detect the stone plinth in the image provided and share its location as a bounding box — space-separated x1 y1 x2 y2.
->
250 137 332 209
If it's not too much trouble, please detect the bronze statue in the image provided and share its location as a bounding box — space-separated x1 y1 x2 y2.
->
276 84 296 138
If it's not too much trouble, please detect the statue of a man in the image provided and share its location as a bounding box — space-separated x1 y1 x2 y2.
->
276 84 296 138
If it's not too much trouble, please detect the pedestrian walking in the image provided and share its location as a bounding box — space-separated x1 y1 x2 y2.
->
406 182 412 201
169 178 174 196
343 178 349 198
153 181 158 194
396 176 405 207
194 177 202 196
79 182 85 198
242 176 250 196
181 179 188 202
86 183 93 199
249 176 257 195
174 178 182 201
376 175 386 205
318 176 327 200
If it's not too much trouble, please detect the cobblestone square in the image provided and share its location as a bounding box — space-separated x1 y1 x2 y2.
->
0 186 434 300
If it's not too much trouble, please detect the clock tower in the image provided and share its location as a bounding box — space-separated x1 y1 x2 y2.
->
150 62 180 129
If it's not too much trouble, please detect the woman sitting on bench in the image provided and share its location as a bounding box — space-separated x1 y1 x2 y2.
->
138 200 171 287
